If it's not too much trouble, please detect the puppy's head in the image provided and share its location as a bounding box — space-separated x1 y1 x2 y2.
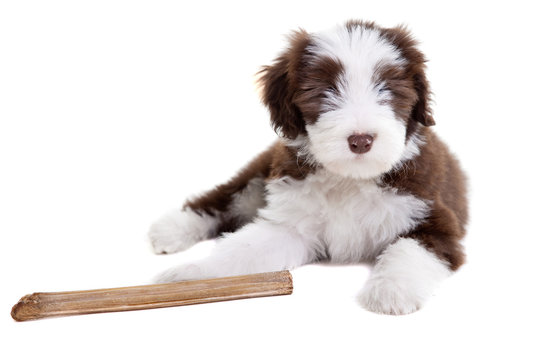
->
258 21 434 179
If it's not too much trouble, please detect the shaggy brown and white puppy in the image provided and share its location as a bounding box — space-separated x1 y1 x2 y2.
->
148 20 468 315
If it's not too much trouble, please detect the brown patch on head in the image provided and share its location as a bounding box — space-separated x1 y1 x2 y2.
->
294 56 344 125
258 30 344 139
379 25 436 129
374 64 418 122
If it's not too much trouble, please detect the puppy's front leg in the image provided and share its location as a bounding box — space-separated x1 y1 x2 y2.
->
359 238 452 315
154 220 316 283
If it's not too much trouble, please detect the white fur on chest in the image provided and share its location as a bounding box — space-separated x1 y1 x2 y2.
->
259 170 430 262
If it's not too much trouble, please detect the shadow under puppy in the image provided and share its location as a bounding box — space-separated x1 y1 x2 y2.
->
148 20 468 315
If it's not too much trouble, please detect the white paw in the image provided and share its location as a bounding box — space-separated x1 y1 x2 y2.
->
358 278 422 315
359 238 452 315
147 209 217 254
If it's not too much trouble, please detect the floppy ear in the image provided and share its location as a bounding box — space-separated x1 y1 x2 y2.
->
381 25 436 127
258 30 311 139
412 70 436 127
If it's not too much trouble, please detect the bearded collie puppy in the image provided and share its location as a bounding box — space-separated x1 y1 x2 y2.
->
148 20 468 315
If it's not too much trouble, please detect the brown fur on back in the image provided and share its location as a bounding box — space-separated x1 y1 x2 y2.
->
382 129 468 269
184 141 314 233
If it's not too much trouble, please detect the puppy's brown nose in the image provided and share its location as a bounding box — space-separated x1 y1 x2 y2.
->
348 134 373 154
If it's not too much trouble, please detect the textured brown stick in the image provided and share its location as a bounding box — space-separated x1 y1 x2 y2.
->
11 271 293 321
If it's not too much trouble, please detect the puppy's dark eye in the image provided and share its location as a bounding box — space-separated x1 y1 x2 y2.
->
327 85 338 94
378 86 389 94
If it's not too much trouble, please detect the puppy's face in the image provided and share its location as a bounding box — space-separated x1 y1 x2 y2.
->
259 21 434 179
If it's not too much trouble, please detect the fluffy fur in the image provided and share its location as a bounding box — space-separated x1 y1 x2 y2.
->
148 20 468 315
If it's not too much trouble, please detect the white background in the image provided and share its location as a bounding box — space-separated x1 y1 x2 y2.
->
1 0 539 359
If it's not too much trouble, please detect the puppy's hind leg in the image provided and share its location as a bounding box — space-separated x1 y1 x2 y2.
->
148 145 275 254
154 220 316 283
148 208 219 254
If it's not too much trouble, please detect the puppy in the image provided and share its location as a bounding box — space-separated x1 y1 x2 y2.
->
148 20 468 315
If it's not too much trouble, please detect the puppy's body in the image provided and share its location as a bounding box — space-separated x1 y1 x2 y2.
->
148 21 468 315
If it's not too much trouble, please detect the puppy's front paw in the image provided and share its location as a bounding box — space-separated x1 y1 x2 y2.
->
147 209 216 254
359 278 421 315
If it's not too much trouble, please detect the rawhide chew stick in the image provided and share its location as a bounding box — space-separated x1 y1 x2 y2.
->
11 270 293 322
